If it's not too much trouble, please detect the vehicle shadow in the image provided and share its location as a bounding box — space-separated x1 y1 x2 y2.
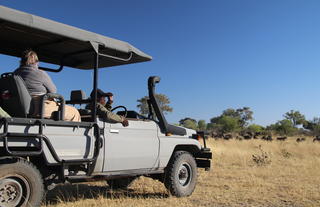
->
44 183 169 205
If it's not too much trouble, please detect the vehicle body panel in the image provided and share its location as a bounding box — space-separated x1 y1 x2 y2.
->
103 119 159 171
0 121 96 163
0 118 203 175
158 134 201 167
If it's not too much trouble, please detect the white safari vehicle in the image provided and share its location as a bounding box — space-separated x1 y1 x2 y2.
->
0 6 211 207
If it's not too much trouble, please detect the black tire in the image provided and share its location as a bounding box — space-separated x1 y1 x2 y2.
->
0 158 44 207
107 177 136 190
164 151 197 197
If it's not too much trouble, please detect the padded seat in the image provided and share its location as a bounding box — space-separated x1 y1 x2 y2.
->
0 73 32 117
66 90 92 121
79 108 91 116
0 72 65 120
66 90 91 105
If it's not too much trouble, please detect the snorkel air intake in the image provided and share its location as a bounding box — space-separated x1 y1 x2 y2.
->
148 76 186 136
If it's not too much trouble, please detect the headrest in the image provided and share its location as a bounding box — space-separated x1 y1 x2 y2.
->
70 90 86 101
0 72 32 117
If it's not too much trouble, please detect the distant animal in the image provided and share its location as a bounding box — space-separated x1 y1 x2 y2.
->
236 136 243 141
223 134 233 140
313 137 320 142
239 131 253 140
211 132 220 138
296 138 306 142
262 135 273 141
247 132 254 137
243 135 252 140
277 136 287 141
254 132 262 136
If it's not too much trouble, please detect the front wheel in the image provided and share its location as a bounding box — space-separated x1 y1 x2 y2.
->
164 151 197 197
0 158 44 207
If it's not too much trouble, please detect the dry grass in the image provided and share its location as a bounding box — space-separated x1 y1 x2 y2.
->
43 138 320 207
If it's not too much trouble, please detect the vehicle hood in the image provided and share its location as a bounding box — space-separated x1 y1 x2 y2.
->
184 128 197 138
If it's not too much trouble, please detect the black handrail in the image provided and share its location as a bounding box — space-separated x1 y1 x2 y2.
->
4 134 43 156
40 93 65 121
98 51 133 62
0 118 8 138
0 118 42 156
91 53 99 122
0 118 102 177
39 65 64 73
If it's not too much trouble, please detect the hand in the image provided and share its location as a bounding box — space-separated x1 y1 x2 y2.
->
107 95 114 105
122 119 129 127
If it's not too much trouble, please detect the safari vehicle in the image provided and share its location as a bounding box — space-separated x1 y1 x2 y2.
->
0 6 211 207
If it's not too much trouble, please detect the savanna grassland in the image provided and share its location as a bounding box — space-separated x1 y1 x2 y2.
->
43 138 320 207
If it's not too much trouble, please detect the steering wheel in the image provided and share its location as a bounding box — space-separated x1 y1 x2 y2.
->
111 105 128 118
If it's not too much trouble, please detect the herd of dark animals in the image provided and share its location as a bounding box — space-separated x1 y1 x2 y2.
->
210 131 320 142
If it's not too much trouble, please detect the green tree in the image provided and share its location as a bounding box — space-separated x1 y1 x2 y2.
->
303 117 320 136
219 116 241 133
206 123 214 130
211 115 241 133
284 110 306 127
179 118 198 130
247 124 264 134
182 119 198 130
221 107 253 127
222 108 239 117
137 94 173 116
237 107 253 127
197 120 207 131
179 117 197 125
267 119 297 136
208 107 253 134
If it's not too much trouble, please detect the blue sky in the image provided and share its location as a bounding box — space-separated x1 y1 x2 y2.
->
1 0 320 126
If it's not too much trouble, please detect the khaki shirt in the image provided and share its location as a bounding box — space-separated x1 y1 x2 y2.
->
0 107 10 118
87 103 124 123
105 103 112 111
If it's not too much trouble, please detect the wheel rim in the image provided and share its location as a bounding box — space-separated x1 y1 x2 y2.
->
177 162 192 187
0 175 30 207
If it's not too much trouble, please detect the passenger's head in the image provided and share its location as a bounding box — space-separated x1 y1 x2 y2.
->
90 89 113 105
98 96 106 105
20 50 39 66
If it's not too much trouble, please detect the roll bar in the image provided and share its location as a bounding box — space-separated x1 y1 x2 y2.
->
39 65 64 73
38 43 134 122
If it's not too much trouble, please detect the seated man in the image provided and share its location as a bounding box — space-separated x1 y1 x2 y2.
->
101 91 113 111
87 89 128 127
0 106 10 118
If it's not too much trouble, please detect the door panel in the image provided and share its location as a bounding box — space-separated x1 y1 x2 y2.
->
104 120 159 172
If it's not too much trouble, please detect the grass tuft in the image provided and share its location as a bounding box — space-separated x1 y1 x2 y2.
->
252 145 272 166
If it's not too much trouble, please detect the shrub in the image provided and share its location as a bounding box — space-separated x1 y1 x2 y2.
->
252 145 271 166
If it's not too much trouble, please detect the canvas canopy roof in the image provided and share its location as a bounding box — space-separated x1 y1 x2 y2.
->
0 6 152 69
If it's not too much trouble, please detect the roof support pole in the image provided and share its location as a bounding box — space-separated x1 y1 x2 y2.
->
92 52 99 121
